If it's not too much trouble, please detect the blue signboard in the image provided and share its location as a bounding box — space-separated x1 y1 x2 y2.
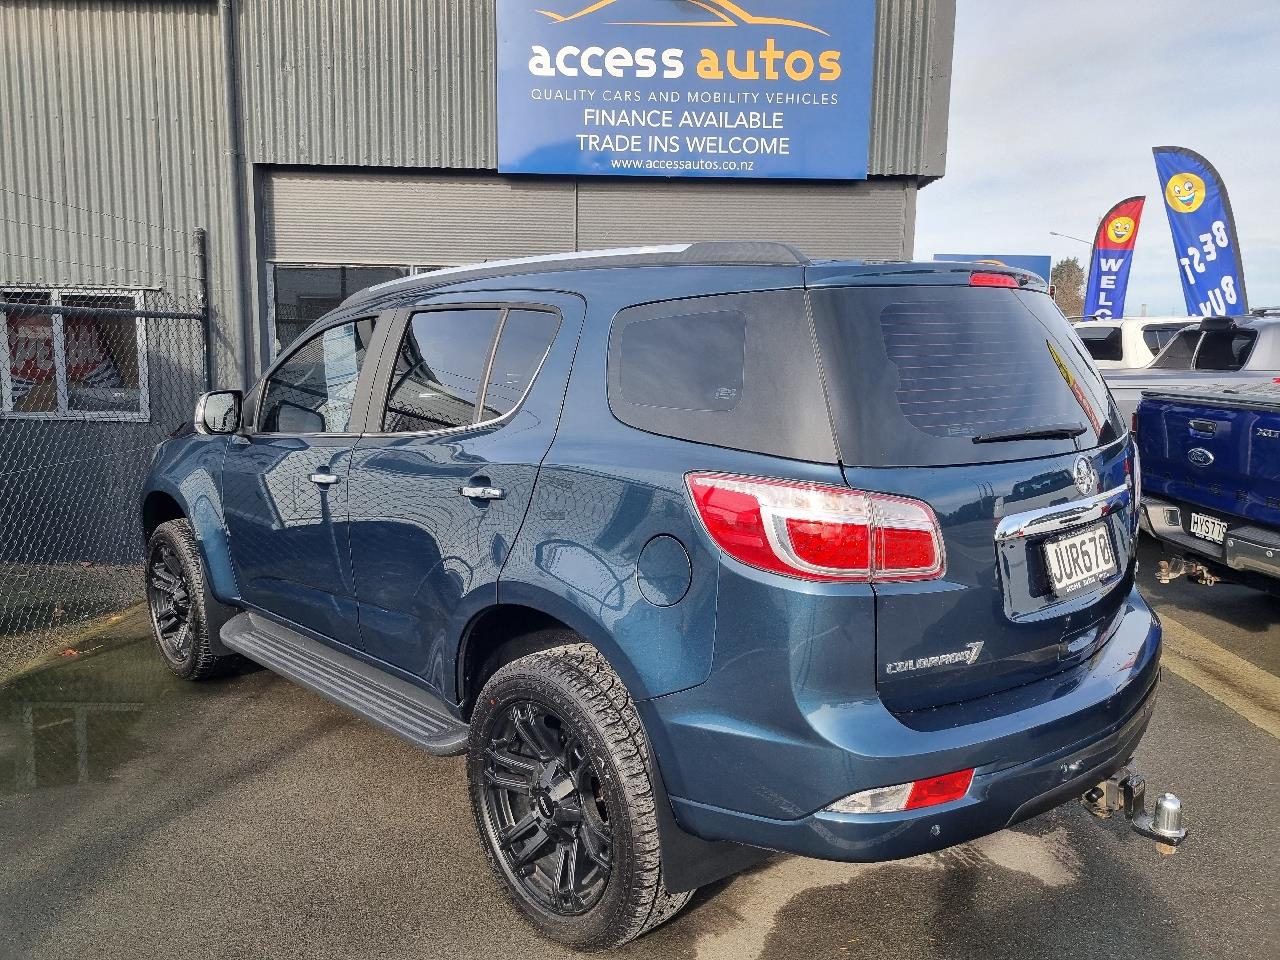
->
1153 146 1249 316
934 254 1053 283
496 0 877 180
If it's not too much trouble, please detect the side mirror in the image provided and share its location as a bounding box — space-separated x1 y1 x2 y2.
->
195 390 243 435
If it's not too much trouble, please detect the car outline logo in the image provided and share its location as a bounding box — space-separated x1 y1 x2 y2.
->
1073 457 1098 496
536 0 830 35
1188 447 1215 467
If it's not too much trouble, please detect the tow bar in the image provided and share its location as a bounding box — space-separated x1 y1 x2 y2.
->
1156 556 1221 586
1082 766 1189 854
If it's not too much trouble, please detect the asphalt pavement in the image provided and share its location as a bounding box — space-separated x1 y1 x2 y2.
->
1 539 1276 960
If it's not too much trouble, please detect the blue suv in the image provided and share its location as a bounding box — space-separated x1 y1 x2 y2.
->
143 243 1161 948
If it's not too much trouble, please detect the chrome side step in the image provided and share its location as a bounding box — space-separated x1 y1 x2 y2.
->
221 612 468 756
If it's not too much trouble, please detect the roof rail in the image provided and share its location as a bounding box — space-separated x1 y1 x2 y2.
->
341 241 809 309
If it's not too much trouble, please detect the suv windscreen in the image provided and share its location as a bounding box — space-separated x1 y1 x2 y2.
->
1076 325 1123 362
810 287 1123 467
1152 326 1257 372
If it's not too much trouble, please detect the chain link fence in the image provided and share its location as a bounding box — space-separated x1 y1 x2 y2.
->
0 220 211 679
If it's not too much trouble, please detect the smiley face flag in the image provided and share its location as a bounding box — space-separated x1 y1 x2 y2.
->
1153 146 1249 316
1084 196 1146 320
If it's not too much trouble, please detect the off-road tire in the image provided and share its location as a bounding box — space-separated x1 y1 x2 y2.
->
145 519 237 681
468 639 693 949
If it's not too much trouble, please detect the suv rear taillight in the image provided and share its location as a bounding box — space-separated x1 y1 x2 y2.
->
685 473 945 583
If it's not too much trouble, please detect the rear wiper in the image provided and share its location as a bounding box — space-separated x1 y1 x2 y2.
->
972 422 1088 444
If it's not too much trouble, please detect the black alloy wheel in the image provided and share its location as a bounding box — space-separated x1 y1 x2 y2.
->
148 539 194 662
480 699 613 915
144 519 238 681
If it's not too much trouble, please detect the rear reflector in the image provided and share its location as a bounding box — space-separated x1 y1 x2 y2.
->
686 473 945 583
970 271 1020 288
826 768 975 815
905 769 976 810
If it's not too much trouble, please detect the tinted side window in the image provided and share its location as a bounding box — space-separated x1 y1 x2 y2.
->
1193 330 1256 371
479 310 561 420
1142 324 1187 354
259 319 373 433
383 309 501 432
1077 325 1123 362
608 290 837 463
1152 330 1199 369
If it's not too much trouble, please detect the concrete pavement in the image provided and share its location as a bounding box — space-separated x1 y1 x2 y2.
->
0 543 1276 960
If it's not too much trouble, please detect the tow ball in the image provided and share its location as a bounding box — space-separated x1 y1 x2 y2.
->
1155 557 1221 586
1082 766 1189 854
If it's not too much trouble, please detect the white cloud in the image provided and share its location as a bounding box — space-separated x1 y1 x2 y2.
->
915 0 1280 315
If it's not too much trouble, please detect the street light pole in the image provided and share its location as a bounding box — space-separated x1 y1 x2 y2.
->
1049 230 1093 247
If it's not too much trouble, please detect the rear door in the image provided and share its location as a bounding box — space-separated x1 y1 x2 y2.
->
809 283 1136 712
346 293 580 689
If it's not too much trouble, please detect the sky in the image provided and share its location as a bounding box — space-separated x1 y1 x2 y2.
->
914 0 1280 316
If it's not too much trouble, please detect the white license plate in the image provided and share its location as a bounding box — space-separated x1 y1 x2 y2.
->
1044 524 1117 596
1190 513 1228 545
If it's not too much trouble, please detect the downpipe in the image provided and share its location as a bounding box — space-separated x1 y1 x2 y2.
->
1082 765 1189 854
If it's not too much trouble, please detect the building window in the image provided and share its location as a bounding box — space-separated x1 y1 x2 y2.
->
270 264 437 356
0 287 149 421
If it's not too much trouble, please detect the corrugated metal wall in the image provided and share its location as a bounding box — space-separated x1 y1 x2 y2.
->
0 0 243 384
240 0 496 170
2 0 955 383
239 0 954 177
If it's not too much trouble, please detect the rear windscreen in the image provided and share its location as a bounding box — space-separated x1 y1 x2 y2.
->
810 287 1123 467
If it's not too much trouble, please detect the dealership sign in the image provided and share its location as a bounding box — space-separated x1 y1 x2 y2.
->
496 0 877 180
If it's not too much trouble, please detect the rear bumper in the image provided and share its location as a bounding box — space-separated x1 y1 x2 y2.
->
669 672 1156 862
644 586 1161 863
1144 496 1280 579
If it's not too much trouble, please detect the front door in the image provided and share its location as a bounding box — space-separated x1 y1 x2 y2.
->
347 297 574 690
223 317 377 645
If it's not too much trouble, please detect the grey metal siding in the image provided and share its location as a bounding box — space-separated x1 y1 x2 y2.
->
0 1 243 386
238 0 952 177
264 171 577 266
577 180 915 260
871 0 956 177
265 172 913 264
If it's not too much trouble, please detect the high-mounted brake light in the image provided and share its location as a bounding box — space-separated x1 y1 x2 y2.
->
826 768 975 815
685 473 945 583
970 271 1020 288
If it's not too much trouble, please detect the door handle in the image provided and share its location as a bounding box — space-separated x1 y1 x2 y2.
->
460 485 506 501
310 473 340 487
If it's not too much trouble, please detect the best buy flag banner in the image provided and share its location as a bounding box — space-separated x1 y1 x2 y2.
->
496 0 877 180
1153 146 1249 316
1084 196 1145 320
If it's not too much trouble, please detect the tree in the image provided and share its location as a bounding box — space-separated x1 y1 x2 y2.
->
1051 257 1086 318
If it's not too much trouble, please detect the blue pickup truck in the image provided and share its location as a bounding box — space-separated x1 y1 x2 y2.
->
1138 381 1280 592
